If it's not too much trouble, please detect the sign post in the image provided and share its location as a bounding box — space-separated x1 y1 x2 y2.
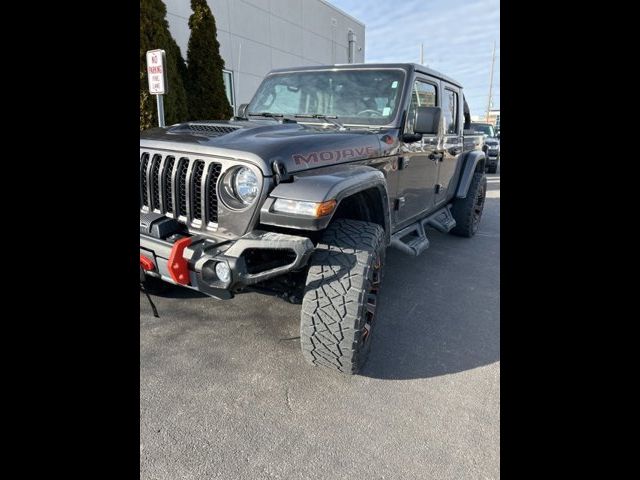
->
146 49 168 127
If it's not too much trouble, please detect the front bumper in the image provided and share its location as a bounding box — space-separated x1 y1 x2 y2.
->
140 230 314 299
486 151 500 164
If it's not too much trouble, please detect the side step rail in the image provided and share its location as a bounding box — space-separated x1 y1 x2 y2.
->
390 205 457 256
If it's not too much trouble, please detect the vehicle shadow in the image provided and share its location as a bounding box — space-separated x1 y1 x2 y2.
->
143 284 208 299
360 207 500 380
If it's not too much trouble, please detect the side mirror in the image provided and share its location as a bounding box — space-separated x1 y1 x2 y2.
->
237 103 249 119
496 132 500 139
414 106 442 135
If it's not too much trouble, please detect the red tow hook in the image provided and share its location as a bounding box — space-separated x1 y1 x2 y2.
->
140 254 155 272
168 237 192 285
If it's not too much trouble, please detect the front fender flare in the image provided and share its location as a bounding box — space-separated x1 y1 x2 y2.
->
260 164 390 234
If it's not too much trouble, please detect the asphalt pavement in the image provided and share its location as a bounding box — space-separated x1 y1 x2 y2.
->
140 173 500 480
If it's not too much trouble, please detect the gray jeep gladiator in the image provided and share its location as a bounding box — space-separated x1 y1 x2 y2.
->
140 63 487 374
470 122 500 173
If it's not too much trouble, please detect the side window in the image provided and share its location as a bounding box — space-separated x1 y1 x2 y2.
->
405 80 437 134
444 89 459 135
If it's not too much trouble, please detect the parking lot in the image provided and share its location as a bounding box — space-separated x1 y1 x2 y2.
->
140 173 500 480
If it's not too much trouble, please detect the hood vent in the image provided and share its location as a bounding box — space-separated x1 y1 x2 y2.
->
169 122 242 137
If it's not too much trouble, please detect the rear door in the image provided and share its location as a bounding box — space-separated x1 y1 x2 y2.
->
395 77 439 227
435 84 463 206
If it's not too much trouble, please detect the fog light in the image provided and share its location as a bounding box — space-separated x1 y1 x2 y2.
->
215 262 231 283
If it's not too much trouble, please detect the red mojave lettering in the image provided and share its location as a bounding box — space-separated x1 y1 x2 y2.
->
292 146 377 166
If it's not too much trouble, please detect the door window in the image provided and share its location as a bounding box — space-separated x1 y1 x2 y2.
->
444 89 459 135
405 80 437 134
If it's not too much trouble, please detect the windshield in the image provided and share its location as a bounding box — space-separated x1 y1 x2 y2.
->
471 123 495 137
247 69 406 126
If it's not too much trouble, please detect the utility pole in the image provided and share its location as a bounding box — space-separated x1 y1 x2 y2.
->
486 41 496 122
420 42 424 65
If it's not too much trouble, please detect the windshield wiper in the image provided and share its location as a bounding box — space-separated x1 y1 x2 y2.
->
293 114 347 131
247 112 284 118
247 111 298 123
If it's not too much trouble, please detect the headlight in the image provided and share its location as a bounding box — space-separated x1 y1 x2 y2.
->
219 166 260 210
233 167 259 204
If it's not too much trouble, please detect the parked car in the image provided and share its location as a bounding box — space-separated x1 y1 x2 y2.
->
140 63 489 374
470 122 500 173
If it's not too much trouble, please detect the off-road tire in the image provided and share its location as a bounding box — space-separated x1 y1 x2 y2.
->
450 172 487 237
300 219 385 374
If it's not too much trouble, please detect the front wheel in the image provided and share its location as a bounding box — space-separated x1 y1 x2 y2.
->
300 219 385 374
450 172 487 237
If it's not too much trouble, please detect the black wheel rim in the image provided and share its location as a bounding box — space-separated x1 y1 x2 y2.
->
472 182 486 231
361 253 382 347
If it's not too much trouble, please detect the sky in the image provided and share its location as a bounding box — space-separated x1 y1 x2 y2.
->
329 0 500 118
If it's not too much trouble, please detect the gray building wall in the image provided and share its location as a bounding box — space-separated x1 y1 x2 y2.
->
165 0 365 112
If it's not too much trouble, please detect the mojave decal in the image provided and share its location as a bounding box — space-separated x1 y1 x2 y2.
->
292 146 377 166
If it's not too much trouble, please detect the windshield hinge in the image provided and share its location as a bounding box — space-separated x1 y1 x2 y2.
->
272 160 292 185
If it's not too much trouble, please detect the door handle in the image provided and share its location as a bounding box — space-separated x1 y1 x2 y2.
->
429 153 443 162
449 147 462 156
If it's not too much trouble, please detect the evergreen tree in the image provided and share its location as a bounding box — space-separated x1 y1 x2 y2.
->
140 0 189 130
186 0 233 120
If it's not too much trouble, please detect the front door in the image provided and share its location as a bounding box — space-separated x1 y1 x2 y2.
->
435 84 463 206
395 78 439 228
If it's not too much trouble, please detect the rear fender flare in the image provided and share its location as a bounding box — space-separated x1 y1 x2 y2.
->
456 151 486 198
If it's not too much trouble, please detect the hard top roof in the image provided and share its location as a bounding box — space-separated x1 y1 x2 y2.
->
267 63 463 89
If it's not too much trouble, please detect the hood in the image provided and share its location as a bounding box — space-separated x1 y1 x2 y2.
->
140 119 393 176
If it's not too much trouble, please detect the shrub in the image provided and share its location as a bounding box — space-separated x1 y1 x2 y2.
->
185 0 233 121
140 0 189 130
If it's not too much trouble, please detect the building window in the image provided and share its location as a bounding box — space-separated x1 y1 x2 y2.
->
223 70 235 114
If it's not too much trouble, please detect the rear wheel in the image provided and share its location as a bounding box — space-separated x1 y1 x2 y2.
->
300 219 385 374
450 172 487 237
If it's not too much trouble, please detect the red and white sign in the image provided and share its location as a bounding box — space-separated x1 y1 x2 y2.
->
146 49 167 94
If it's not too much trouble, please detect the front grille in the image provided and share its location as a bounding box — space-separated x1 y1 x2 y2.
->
206 163 222 223
140 153 150 208
177 158 189 217
150 154 162 211
140 152 223 227
162 156 175 213
191 160 205 222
